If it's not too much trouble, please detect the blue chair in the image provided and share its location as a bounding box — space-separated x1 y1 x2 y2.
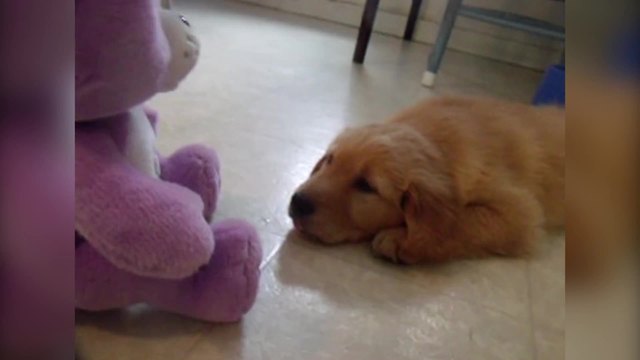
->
353 0 565 88
532 64 565 106
423 0 565 87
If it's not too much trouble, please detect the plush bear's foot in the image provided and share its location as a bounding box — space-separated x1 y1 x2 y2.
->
165 219 262 322
160 145 220 221
75 219 262 322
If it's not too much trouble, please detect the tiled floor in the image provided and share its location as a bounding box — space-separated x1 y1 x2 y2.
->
75 1 564 359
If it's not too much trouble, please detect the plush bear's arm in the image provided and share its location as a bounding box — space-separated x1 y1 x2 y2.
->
76 125 214 279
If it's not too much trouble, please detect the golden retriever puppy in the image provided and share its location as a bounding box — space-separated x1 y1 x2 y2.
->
289 96 564 264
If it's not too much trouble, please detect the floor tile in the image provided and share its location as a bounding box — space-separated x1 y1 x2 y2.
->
186 239 535 360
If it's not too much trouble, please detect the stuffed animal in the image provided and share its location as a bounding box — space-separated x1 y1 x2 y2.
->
1 112 74 356
75 0 262 322
1 0 74 355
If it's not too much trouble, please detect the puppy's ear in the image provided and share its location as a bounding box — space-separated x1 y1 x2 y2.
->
401 169 458 244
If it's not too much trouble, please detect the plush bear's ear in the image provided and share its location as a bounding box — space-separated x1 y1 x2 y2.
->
75 0 171 121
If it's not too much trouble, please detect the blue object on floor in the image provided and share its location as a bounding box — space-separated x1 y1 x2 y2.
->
609 25 639 78
532 64 565 106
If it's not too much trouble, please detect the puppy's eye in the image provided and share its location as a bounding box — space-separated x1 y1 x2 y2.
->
354 177 376 193
311 153 333 175
311 156 326 175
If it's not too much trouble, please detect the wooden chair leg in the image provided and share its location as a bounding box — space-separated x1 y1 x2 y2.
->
404 0 423 41
353 0 380 64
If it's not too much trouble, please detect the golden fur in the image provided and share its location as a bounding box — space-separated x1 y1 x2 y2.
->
291 96 564 264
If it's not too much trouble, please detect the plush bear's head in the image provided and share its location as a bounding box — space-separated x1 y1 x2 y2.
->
158 10 200 92
76 0 199 121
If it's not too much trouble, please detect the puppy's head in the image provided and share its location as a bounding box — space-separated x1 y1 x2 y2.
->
289 123 453 244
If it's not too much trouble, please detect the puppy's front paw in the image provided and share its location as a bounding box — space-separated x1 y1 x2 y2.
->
371 228 407 263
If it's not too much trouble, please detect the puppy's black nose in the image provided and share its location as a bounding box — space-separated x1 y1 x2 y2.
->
289 193 315 218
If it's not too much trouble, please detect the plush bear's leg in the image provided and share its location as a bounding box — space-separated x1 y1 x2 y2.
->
160 219 262 322
160 145 221 221
76 219 261 322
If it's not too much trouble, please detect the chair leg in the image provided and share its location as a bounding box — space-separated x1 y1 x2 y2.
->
423 0 463 87
353 0 381 64
403 0 423 41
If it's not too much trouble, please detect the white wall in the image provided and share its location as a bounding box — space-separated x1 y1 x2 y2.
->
235 0 564 70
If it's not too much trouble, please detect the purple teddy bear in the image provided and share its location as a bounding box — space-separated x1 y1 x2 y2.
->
75 0 262 322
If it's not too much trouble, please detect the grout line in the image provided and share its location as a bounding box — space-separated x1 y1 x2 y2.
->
525 260 539 360
181 325 211 360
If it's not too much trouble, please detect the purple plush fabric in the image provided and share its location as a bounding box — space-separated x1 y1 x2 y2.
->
1 0 74 352
76 0 170 121
160 144 222 221
1 114 74 355
76 119 216 279
75 0 262 322
0 0 73 96
76 220 261 322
